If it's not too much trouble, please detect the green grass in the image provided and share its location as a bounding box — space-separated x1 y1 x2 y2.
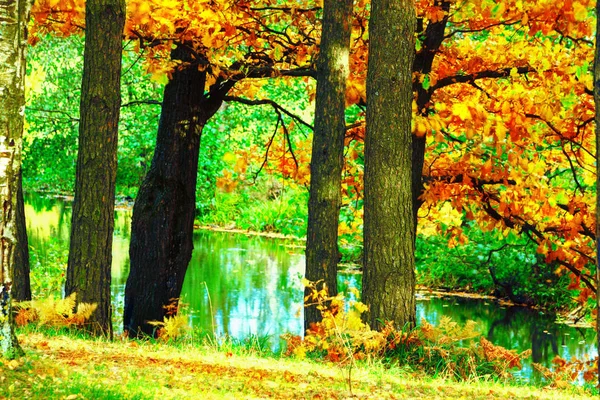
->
2 326 595 400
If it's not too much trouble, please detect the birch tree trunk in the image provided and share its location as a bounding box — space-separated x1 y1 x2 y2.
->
0 0 33 359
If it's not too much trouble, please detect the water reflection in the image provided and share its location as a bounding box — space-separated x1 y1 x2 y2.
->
24 193 596 381
182 231 304 342
415 295 596 382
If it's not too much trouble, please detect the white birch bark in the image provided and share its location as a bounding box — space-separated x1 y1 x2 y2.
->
0 0 33 359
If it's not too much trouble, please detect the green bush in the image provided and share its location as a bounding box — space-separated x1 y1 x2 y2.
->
197 178 308 238
25 35 161 197
416 223 576 311
29 236 68 299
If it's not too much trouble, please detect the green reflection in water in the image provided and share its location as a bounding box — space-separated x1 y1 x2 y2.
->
414 295 597 383
181 231 305 341
24 192 596 382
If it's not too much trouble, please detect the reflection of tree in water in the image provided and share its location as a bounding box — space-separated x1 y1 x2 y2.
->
25 193 72 258
487 306 558 364
182 231 304 341
417 296 596 382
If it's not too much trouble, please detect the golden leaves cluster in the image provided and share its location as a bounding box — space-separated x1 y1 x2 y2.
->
30 0 600 302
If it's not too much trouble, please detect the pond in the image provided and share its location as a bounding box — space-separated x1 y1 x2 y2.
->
24 193 596 383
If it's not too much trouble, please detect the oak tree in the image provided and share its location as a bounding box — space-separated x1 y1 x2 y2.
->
65 0 126 337
304 0 354 331
362 0 417 329
119 1 319 336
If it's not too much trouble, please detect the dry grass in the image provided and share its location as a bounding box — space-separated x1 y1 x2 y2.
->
0 332 595 399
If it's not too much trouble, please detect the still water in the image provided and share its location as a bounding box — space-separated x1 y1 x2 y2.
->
25 193 596 381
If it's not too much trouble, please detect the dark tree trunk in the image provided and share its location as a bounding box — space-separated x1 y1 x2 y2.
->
13 170 31 302
412 1 450 222
593 0 600 385
65 0 125 337
0 0 34 359
124 46 225 337
362 0 417 330
304 0 353 331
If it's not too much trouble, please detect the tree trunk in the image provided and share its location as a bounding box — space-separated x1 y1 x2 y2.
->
124 46 225 337
0 0 33 359
362 0 417 330
13 170 31 302
593 0 600 385
65 0 125 337
304 0 353 331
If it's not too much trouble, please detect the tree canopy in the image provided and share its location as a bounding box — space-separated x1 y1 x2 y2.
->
26 0 600 320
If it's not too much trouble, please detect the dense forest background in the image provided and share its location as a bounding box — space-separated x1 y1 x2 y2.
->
0 0 599 396
23 34 577 314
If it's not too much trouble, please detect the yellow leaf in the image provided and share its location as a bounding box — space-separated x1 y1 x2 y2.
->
451 103 471 120
150 71 169 85
222 152 236 163
46 0 61 8
415 119 428 137
234 157 247 174
539 104 553 121
495 123 507 142
573 3 588 22
301 278 311 288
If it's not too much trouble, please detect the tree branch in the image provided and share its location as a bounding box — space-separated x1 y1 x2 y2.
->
427 66 534 93
223 96 314 131
121 100 162 108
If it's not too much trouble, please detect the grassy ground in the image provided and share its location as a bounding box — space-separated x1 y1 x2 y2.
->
0 331 595 400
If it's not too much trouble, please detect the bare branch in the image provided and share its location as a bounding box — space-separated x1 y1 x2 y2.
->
427 66 534 93
252 113 280 183
121 100 162 108
26 108 79 121
223 96 314 131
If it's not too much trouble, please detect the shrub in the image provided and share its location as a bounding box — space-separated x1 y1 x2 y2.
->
14 293 97 327
284 281 531 381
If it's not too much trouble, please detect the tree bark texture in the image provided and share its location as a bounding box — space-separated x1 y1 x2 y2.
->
12 170 30 301
304 0 354 332
593 0 600 386
124 46 225 337
0 0 33 359
65 0 125 337
362 0 417 330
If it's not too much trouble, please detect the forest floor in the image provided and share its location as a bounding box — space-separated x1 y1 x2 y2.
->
0 332 595 400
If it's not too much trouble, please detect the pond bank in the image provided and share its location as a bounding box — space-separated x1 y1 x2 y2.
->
415 288 593 329
23 193 596 381
3 331 595 400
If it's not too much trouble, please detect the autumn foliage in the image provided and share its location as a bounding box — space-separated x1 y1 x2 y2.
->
285 282 532 380
29 0 600 318
226 0 600 310
14 293 97 327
